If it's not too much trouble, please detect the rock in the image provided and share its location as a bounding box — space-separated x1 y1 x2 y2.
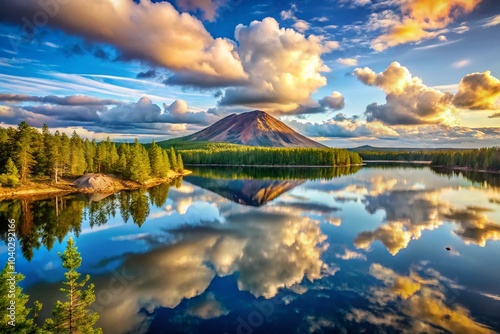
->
73 173 122 192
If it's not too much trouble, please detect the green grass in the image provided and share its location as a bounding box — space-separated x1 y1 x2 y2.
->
153 138 251 151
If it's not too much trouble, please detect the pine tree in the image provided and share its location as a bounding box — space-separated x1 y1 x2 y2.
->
0 264 42 333
5 158 19 178
169 147 178 171
44 238 102 334
148 141 164 178
162 150 171 173
177 153 184 172
13 121 35 182
127 140 151 183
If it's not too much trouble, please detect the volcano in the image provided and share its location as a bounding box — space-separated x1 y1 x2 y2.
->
181 110 326 148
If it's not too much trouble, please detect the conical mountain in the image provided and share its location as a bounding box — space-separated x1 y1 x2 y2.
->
182 110 326 148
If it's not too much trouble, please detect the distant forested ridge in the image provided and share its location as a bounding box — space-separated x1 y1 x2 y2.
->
355 150 437 161
431 147 500 171
0 122 184 187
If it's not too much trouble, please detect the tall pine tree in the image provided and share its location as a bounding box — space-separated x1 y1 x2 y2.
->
44 238 102 334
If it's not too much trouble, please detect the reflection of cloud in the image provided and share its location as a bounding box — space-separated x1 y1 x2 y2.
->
356 188 500 254
186 293 229 319
347 263 495 334
111 233 149 241
335 249 366 261
304 315 336 333
90 206 331 332
354 221 413 255
444 207 500 247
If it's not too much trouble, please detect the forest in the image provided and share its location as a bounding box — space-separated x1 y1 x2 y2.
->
0 122 184 187
355 150 439 161
356 147 500 172
178 146 363 166
157 139 363 166
430 147 500 171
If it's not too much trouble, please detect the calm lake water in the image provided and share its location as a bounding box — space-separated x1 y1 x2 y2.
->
1 165 500 334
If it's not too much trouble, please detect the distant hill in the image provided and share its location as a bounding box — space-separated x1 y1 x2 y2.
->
158 110 326 148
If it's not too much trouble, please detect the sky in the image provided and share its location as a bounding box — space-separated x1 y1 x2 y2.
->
0 0 499 147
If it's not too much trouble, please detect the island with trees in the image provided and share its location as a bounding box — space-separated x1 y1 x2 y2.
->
0 122 188 198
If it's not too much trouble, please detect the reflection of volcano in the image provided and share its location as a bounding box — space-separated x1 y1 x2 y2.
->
184 176 305 206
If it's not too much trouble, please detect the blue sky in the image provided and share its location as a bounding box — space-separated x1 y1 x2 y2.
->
0 0 499 147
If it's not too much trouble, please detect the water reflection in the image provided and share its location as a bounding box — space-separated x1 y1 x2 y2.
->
1 166 499 333
347 263 495 333
0 182 173 260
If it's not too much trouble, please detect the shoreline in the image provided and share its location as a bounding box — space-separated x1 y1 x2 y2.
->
363 160 432 164
431 165 500 174
0 170 191 200
185 164 364 168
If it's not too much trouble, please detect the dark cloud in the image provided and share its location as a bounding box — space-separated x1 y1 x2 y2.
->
136 69 159 80
99 97 218 125
319 92 345 111
164 72 247 88
0 94 122 106
287 119 397 139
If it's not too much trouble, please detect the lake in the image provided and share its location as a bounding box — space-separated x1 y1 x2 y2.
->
1 165 500 334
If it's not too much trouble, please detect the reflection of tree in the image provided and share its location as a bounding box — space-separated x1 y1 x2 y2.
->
129 190 150 227
147 182 171 208
189 166 361 181
118 191 131 223
87 194 117 228
0 185 166 260
0 196 85 261
431 167 500 189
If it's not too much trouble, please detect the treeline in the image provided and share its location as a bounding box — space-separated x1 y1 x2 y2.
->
431 147 500 171
0 122 184 187
356 150 438 161
1 238 101 333
179 147 363 166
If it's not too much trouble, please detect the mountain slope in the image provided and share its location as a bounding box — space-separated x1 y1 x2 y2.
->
178 110 326 148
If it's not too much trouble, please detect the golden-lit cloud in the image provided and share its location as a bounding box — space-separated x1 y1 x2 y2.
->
347 263 495 334
219 18 332 113
483 14 500 28
452 71 500 111
1 0 247 86
354 62 455 125
337 57 359 66
371 0 481 51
